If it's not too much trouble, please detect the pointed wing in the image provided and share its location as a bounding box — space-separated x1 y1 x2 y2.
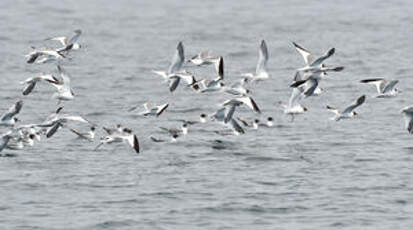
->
212 107 226 122
45 36 68 46
68 29 82 45
156 104 169 117
292 41 312 65
22 82 37 95
237 97 260 113
302 78 319 97
230 119 245 134
288 87 304 108
224 104 237 123
168 41 184 74
360 78 386 94
1 100 23 121
126 134 139 154
236 117 250 127
310 47 335 67
169 77 181 92
46 122 62 138
256 40 268 74
0 135 11 152
382 80 399 94
343 95 366 114
215 56 224 80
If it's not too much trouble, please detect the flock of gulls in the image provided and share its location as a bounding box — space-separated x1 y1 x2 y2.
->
0 29 412 156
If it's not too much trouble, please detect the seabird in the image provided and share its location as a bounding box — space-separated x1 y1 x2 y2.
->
0 100 23 127
326 95 366 121
21 74 59 95
95 128 140 154
360 78 400 98
69 126 96 142
242 40 269 82
400 106 413 134
129 103 169 117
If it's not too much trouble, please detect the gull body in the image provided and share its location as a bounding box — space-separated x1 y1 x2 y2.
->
326 95 366 121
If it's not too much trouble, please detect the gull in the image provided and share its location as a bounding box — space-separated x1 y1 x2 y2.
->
150 134 180 143
21 74 59 95
46 29 82 53
293 42 344 75
152 42 194 92
221 96 261 123
103 124 124 135
214 118 245 136
159 123 188 136
360 78 400 98
0 100 23 127
43 108 91 138
49 65 75 102
264 117 274 127
129 103 169 117
237 117 260 129
400 106 413 134
280 87 308 121
290 74 321 98
69 126 96 142
210 107 245 135
242 40 269 82
197 56 225 93
174 113 209 125
326 95 366 121
0 131 13 152
95 128 140 154
223 81 251 96
25 47 65 64
187 51 219 66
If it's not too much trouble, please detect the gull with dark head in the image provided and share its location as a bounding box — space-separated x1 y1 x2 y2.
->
360 78 400 98
326 95 366 121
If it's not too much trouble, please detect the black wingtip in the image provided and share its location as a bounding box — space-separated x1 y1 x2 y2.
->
133 135 140 154
290 80 306 88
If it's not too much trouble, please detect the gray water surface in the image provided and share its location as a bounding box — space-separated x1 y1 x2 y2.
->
1 0 413 229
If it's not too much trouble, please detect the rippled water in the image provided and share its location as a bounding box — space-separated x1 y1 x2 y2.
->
1 0 413 229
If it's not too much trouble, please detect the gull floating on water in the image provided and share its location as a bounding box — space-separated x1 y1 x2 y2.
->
360 78 400 98
326 95 366 121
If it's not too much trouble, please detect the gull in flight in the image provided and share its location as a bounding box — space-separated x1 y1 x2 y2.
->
221 96 261 123
400 106 413 134
360 78 400 98
159 123 188 137
42 107 91 138
25 47 65 64
0 100 23 127
95 128 140 154
187 50 219 66
152 42 197 92
0 131 14 152
326 95 366 121
21 74 59 95
197 56 225 93
45 29 82 53
280 87 308 122
210 107 245 135
242 40 269 82
129 103 169 117
69 126 96 142
49 65 75 102
293 42 344 75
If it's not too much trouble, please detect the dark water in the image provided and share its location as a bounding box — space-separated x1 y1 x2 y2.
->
1 0 413 229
